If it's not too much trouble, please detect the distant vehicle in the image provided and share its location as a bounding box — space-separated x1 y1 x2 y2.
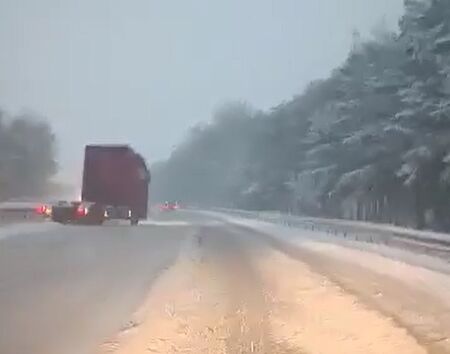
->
159 201 179 212
51 145 150 225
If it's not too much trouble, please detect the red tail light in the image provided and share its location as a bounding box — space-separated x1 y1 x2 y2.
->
36 205 46 214
76 205 88 217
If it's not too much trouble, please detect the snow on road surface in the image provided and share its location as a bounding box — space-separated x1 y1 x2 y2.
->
98 224 427 354
218 214 450 353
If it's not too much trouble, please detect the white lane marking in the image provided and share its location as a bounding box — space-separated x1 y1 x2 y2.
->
199 220 225 226
140 220 191 226
0 222 59 241
141 220 226 227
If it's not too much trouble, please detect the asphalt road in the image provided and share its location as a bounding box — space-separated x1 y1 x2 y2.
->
1 211 450 354
0 212 209 354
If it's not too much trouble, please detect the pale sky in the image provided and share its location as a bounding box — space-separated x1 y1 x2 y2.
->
0 0 404 182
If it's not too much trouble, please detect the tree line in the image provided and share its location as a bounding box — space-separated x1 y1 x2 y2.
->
153 0 450 231
0 110 57 201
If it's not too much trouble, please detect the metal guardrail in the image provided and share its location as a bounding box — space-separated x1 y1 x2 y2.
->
208 207 450 260
0 202 42 222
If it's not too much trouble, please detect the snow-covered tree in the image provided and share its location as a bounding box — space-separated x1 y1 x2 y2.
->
152 0 450 230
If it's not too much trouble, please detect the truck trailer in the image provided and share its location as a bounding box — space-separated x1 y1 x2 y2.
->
51 145 150 225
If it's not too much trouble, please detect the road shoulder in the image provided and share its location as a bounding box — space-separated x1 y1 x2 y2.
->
98 225 427 354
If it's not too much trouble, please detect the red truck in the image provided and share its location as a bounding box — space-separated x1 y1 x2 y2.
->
51 145 150 225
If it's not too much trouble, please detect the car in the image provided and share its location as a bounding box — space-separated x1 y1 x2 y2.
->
159 201 179 212
51 201 107 225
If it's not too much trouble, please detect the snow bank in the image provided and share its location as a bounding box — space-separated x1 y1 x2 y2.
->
207 207 450 246
204 211 450 274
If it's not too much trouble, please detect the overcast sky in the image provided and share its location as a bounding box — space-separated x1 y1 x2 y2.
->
0 0 404 181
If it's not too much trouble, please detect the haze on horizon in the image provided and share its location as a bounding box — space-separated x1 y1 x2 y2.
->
0 0 403 184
